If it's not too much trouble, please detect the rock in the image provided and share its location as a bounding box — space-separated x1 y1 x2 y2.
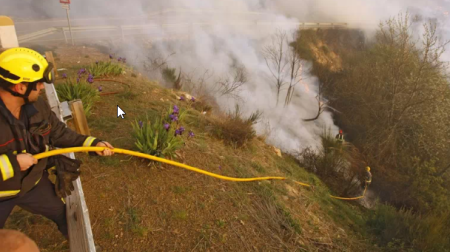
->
272 146 282 157
285 184 299 197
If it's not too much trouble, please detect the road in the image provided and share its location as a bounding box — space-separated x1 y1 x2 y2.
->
12 10 348 45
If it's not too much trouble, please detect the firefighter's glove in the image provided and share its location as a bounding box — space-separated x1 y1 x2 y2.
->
54 155 82 198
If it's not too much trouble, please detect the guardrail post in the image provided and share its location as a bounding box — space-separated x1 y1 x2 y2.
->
44 85 96 252
0 16 19 48
44 51 58 77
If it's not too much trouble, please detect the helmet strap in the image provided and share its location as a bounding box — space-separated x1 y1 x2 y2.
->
4 82 38 104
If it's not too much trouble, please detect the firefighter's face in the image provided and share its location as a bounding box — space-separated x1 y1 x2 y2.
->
15 82 45 103
28 82 45 102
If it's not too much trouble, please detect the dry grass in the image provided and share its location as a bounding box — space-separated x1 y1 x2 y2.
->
4 45 381 252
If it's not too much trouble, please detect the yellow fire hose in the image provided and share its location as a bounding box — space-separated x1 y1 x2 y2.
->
33 147 367 200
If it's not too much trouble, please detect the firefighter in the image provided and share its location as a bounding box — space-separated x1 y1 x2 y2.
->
365 166 372 186
335 129 344 143
0 47 114 239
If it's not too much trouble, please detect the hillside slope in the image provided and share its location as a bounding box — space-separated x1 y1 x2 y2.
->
5 44 379 252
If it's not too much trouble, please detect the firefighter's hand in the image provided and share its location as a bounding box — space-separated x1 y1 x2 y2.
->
95 141 114 156
17 153 38 171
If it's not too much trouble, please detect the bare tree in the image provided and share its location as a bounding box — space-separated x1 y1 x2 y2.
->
303 82 326 121
144 52 176 73
285 37 303 106
217 63 248 99
263 30 289 106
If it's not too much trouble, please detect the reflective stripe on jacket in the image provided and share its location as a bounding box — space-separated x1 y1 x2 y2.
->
0 96 100 201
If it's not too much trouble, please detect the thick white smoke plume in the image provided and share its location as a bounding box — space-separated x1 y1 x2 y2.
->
1 0 449 152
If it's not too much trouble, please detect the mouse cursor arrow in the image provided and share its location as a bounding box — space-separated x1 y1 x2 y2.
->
117 105 126 119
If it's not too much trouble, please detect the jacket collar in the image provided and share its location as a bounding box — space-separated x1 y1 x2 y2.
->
0 96 38 125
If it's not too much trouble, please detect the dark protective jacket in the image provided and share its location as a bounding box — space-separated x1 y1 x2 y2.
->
365 171 372 183
0 96 100 201
335 133 344 142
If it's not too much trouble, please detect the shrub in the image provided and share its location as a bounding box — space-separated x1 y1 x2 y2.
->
162 67 177 83
212 105 261 148
367 204 450 251
86 61 123 77
55 78 99 117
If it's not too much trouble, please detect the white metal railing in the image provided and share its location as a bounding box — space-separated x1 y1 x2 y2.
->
18 21 348 44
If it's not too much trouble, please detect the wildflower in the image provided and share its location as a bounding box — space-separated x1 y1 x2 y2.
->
62 73 67 78
163 123 170 131
191 97 196 102
118 57 122 62
122 58 127 64
76 77 80 83
179 96 185 101
178 126 185 135
78 68 86 75
188 130 194 138
138 121 143 129
173 105 179 114
97 86 103 92
95 61 99 64
87 74 94 83
169 114 178 122
174 129 181 136
109 55 113 59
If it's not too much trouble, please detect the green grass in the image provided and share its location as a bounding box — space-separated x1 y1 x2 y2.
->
87 61 123 77
55 78 99 117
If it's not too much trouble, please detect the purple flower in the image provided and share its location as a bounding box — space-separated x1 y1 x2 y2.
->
163 123 170 131
188 130 194 138
122 58 127 63
173 105 179 114
219 165 222 170
96 61 99 64
175 127 185 135
87 74 94 83
109 55 113 59
62 73 67 78
191 97 196 102
169 114 178 122
76 77 80 83
138 121 143 129
118 57 122 62
78 68 86 75
97 86 103 92
179 96 185 101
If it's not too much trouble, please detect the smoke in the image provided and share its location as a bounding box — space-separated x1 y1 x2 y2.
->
2 0 449 152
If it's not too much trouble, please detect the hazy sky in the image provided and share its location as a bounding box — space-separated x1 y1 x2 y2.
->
1 0 448 151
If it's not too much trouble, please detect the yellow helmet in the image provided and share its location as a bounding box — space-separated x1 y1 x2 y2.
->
366 166 371 171
0 47 53 84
